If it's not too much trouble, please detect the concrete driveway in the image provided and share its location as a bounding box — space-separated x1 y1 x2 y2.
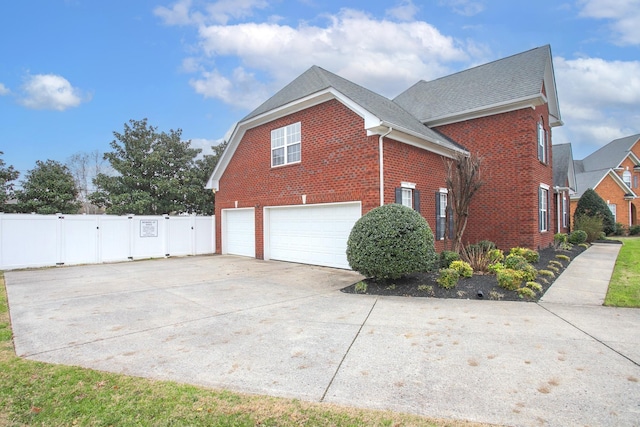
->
5 255 640 426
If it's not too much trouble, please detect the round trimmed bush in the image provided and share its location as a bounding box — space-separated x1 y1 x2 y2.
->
568 229 587 244
346 204 436 280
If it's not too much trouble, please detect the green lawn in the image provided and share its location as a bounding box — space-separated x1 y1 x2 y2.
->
0 273 489 427
605 237 640 308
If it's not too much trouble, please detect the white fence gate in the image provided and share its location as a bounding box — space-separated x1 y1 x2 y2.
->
0 214 215 270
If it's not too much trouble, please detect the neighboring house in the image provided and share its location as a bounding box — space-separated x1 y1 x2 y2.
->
207 45 562 269
570 134 640 228
551 143 576 234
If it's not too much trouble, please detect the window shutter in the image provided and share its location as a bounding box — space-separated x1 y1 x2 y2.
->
395 187 402 204
413 190 420 213
447 205 454 239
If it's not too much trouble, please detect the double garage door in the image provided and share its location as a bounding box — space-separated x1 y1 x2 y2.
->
223 202 361 269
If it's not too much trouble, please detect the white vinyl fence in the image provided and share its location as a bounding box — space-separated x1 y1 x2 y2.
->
0 213 215 270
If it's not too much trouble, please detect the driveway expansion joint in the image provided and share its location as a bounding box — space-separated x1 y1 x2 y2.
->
320 297 378 402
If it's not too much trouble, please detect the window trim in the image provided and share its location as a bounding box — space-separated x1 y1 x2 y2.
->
562 193 568 228
271 122 301 167
539 185 549 232
435 188 448 241
622 170 632 188
537 119 547 163
608 203 617 222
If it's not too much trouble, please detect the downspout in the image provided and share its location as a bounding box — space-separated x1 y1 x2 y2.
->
554 187 561 233
379 127 392 206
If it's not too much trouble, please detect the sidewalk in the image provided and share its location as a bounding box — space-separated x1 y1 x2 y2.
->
539 242 622 305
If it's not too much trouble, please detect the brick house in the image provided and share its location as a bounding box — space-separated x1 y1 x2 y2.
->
568 134 640 229
207 45 562 269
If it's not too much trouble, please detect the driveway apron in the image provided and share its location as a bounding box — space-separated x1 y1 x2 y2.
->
5 253 640 427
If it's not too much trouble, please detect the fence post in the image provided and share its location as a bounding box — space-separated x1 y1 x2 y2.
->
56 214 65 265
164 214 170 257
128 215 134 260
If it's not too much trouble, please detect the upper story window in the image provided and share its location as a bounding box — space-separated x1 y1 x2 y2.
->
537 120 547 163
271 122 301 167
623 170 632 188
435 188 449 241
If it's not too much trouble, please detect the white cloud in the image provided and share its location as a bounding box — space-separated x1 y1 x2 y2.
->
186 8 467 109
553 55 640 156
578 0 640 45
0 83 10 95
155 0 269 26
19 74 88 111
386 0 420 21
439 0 485 16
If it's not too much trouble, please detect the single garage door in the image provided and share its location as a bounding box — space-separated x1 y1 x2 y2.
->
222 208 255 257
265 202 361 269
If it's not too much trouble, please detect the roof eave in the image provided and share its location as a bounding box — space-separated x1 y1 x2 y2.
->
368 122 468 159
423 94 547 128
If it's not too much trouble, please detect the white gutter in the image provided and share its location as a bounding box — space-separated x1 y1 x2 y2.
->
379 127 393 206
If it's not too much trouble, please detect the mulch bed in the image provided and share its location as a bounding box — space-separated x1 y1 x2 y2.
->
341 244 588 302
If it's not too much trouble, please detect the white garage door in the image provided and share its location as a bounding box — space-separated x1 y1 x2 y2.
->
222 208 255 257
266 202 361 269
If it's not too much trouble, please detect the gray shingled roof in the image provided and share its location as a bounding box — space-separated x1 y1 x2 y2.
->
242 65 465 152
581 133 640 171
552 143 574 189
574 169 610 199
394 45 552 123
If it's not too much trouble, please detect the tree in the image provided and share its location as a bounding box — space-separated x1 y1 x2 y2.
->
90 119 217 215
0 151 20 211
573 188 615 235
14 160 80 214
445 151 483 252
66 150 107 214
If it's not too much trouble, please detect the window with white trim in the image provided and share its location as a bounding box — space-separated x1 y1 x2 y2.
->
401 188 413 208
562 193 568 228
271 122 301 167
623 170 631 188
537 120 547 163
435 189 448 240
395 183 420 212
634 174 639 189
608 203 617 222
539 186 549 232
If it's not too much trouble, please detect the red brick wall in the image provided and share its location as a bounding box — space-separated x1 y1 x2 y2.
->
434 105 555 250
215 99 380 258
215 98 452 257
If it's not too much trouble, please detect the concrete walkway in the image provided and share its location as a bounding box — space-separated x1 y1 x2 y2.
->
4 249 640 427
540 242 622 305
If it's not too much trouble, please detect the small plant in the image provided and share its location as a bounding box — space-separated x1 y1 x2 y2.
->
578 243 589 249
509 247 539 263
497 268 524 290
538 277 550 284
386 283 396 290
546 265 560 273
538 269 555 278
568 229 588 244
630 224 640 236
354 281 367 293
517 287 536 299
555 254 570 262
549 260 563 268
417 285 434 295
526 282 543 292
461 243 494 272
449 260 473 278
487 248 504 264
487 262 505 274
437 268 460 289
612 222 626 236
489 290 504 300
554 233 568 245
477 240 497 251
573 215 603 242
439 250 460 268
504 254 528 270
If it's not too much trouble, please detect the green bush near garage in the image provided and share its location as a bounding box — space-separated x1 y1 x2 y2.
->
346 204 437 280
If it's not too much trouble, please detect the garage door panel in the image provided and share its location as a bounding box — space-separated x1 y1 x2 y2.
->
267 203 360 269
223 208 255 257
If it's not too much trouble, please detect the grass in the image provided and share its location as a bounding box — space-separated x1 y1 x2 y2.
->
605 237 640 307
0 272 490 427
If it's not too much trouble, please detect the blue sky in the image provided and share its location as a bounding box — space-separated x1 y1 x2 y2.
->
1 0 639 180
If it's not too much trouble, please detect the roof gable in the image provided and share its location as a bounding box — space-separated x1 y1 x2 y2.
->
573 168 636 199
552 143 576 190
393 45 562 128
581 133 640 171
